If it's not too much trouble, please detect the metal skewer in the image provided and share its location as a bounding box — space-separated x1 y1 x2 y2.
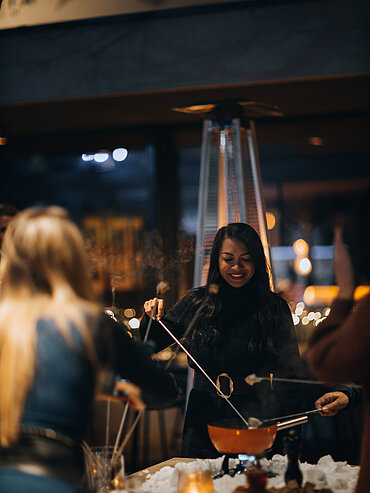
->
111 410 144 470
165 283 219 370
157 318 250 428
143 281 170 342
111 402 129 466
265 408 323 424
111 281 171 470
245 373 362 388
164 303 203 370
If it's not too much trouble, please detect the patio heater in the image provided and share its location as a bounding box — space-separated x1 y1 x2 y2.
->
174 100 282 288
174 100 282 401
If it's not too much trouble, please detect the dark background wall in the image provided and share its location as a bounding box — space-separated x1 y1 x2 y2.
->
1 0 369 105
0 0 369 472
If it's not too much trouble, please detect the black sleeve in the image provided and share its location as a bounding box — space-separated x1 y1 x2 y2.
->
139 291 195 352
93 313 178 408
331 385 363 408
300 354 363 410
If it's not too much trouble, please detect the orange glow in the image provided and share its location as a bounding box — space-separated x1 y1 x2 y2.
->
270 373 273 390
0 137 7 145
303 285 370 306
293 239 309 257
266 212 276 230
355 285 370 300
177 471 215 493
173 104 215 115
308 136 323 146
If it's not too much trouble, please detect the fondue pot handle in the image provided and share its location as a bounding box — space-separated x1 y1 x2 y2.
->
276 415 308 431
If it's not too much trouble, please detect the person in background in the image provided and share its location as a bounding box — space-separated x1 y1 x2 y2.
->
141 222 303 458
306 188 370 493
0 203 18 248
0 206 178 493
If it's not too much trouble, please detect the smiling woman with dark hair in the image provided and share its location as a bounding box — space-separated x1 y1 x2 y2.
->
141 222 302 458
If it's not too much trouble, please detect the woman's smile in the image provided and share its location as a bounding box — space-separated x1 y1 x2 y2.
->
219 238 255 288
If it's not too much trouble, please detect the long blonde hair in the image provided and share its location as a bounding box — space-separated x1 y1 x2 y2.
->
0 206 99 446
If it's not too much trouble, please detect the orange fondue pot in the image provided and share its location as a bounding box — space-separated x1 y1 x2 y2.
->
208 416 307 455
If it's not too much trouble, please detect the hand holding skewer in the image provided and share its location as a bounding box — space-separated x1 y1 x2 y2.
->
314 391 349 416
114 380 146 411
165 283 220 370
144 297 165 321
142 281 169 341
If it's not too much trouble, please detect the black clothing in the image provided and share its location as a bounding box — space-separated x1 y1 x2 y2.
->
0 314 178 493
95 313 178 408
140 282 302 458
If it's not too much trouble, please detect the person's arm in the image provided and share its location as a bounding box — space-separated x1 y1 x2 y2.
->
306 224 370 385
139 290 196 352
95 313 178 408
334 385 362 408
98 380 146 411
306 296 370 385
299 353 362 417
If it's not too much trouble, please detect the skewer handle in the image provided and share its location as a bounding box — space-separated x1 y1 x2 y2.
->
277 415 308 431
272 408 322 423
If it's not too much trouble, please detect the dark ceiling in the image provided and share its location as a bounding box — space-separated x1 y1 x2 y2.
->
1 73 369 133
1 72 369 158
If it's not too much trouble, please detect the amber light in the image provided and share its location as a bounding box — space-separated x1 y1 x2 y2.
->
308 136 323 146
293 239 309 257
266 212 276 230
303 285 370 306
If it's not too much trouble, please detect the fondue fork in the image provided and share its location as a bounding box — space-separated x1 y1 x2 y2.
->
258 407 323 426
165 284 219 370
245 373 362 388
157 318 250 428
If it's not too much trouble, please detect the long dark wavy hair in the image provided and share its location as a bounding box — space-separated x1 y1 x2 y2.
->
186 223 284 353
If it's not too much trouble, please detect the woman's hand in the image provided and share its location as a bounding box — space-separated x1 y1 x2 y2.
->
114 381 146 411
315 391 349 416
333 224 355 300
144 297 164 320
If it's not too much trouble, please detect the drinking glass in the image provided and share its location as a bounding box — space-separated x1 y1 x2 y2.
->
89 446 125 492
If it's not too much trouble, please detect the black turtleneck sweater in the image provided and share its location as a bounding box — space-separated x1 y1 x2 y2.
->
140 279 302 458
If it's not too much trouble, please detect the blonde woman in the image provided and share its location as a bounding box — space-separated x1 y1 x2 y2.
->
0 207 177 493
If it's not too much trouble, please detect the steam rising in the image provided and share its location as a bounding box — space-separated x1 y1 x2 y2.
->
141 229 195 282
